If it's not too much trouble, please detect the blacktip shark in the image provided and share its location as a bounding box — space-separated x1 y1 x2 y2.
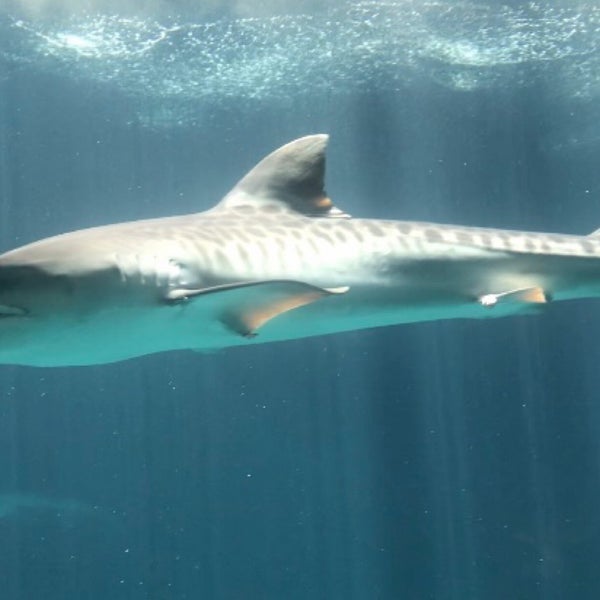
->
0 134 598 367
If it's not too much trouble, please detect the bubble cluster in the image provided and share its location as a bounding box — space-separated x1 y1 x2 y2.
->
1 1 599 126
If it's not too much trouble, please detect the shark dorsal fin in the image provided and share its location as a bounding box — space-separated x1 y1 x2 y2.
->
216 135 350 218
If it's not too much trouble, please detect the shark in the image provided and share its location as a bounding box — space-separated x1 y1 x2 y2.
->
0 492 100 522
0 134 599 367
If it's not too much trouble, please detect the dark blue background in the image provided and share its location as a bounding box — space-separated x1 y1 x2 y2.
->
1 6 600 599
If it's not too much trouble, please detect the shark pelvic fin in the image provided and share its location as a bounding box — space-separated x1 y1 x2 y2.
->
165 280 349 337
216 135 350 219
479 286 549 308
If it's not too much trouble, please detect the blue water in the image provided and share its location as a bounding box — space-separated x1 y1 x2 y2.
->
1 1 600 598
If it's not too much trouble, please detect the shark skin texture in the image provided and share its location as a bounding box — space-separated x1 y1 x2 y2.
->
0 134 599 367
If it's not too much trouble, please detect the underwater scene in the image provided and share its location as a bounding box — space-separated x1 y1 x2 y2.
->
1 0 600 597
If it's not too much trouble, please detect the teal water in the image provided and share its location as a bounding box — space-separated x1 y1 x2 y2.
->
1 1 600 598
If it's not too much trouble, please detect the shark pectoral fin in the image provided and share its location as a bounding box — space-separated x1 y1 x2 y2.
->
223 282 349 338
165 280 349 337
165 288 204 302
479 286 549 308
0 304 26 317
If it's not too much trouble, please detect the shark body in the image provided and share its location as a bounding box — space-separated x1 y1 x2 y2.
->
0 134 599 367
